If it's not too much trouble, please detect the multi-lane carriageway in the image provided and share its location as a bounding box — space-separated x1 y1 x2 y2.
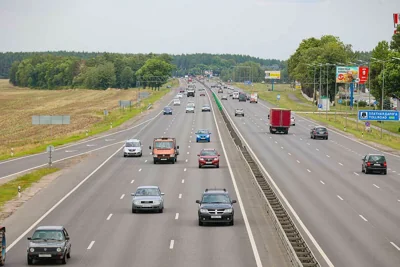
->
1 80 290 267
205 81 400 267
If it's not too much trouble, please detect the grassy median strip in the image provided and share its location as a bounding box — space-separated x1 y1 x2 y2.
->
234 82 400 150
0 80 176 161
0 168 59 211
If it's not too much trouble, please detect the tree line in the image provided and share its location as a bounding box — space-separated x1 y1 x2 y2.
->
287 25 400 107
8 53 175 90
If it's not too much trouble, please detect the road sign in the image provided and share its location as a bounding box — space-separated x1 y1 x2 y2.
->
365 122 370 127
338 99 343 104
277 94 281 100
358 110 399 121
32 115 70 125
46 145 55 152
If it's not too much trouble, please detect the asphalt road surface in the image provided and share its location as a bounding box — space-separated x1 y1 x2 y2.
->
209 82 400 267
1 80 289 267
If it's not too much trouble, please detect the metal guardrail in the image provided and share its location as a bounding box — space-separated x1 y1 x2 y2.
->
199 79 321 267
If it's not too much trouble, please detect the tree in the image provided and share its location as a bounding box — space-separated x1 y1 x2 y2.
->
369 41 390 107
120 66 134 89
136 58 174 90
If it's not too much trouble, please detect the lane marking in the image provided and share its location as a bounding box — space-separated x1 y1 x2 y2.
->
138 168 142 172
182 179 184 183
106 214 113 220
184 168 187 172
353 172 359 176
288 153 291 156
274 141 278 144
337 195 344 200
185 159 188 162
87 241 95 250
307 143 310 145
187 152 190 155
300 138 303 141
338 162 343 166
206 89 263 267
296 160 300 163
131 180 134 184
65 150 78 153
390 242 400 251
175 213 179 220
326 155 330 158
316 148 319 151
105 139 115 141
373 184 380 189
178 194 182 199
188 145 190 148
164 132 166 134
307 169 311 173
320 180 325 185
392 170 396 173
169 240 175 249
359 215 368 222
281 146 284 149
120 194 125 199
145 160 148 163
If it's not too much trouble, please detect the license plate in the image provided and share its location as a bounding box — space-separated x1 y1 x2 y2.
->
161 158 167 160
206 162 212 164
142 205 152 208
374 164 381 166
211 216 221 219
39 254 52 258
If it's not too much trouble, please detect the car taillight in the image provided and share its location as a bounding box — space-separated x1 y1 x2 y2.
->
314 131 316 134
383 162 387 167
325 132 328 135
367 162 371 167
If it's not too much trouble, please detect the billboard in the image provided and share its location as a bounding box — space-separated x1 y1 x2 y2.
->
359 66 369 84
295 80 302 89
265 71 281 80
336 66 359 83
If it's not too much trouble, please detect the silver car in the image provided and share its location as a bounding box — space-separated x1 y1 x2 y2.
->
234 108 244 117
186 104 195 113
131 186 165 213
201 104 211 112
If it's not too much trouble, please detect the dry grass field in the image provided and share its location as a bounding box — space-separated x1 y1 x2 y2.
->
0 79 172 159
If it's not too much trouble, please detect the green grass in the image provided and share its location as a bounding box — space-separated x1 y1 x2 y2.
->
0 168 59 211
0 81 176 161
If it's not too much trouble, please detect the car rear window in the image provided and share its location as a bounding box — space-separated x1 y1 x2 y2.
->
368 155 385 163
316 127 327 131
201 150 217 156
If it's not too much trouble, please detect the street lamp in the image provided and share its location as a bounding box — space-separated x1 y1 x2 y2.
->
306 63 317 107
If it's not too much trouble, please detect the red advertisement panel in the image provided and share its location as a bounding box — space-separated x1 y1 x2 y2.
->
359 66 369 84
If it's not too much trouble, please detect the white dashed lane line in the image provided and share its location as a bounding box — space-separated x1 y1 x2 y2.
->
337 195 344 201
184 168 187 172
300 138 303 141
326 155 330 158
281 147 284 149
274 141 278 144
106 214 113 220
359 215 368 222
87 241 95 250
131 180 134 184
390 242 400 251
182 179 185 183
187 152 190 155
307 143 310 145
316 148 319 151
288 153 291 156
185 159 188 162
296 160 300 163
353 172 359 176
120 194 125 200
307 169 311 173
169 240 175 249
175 213 179 220
338 162 343 166
320 180 325 185
138 168 142 172
178 194 182 199
145 160 148 163
373 184 380 189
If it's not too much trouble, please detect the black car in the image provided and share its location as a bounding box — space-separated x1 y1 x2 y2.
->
163 106 173 115
310 126 328 140
362 154 387 175
196 188 236 226
27 226 71 265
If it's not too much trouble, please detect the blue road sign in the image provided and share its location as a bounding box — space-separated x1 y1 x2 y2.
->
277 94 281 100
358 110 399 121
318 104 322 108
338 99 343 104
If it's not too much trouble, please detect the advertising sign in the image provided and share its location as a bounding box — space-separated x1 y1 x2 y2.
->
394 13 400 27
265 71 281 80
336 66 359 83
295 80 302 89
358 66 369 84
358 110 399 121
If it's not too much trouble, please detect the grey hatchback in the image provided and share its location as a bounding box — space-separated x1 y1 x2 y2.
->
310 126 328 140
362 154 387 175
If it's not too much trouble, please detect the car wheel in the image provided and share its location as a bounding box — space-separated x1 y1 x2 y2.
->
198 220 203 226
171 158 175 164
216 164 219 168
361 166 365 173
123 154 126 157
196 140 198 143
27 256 33 265
159 208 164 213
132 208 137 213
383 170 387 175
365 168 370 174
229 219 234 226
326 136 328 140
153 159 157 164
61 253 67 264
198 164 202 168
67 248 71 258
139 153 142 157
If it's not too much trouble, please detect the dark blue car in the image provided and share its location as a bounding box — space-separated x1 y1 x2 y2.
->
196 129 211 142
163 106 173 115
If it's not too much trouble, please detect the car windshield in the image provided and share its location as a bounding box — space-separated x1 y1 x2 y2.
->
164 107 172 110
154 141 173 149
187 104 194 108
316 127 327 131
368 155 385 163
200 150 217 156
202 194 230 204
126 141 140 147
135 188 160 196
32 230 65 241
202 105 209 108
236 109 243 111
197 130 209 134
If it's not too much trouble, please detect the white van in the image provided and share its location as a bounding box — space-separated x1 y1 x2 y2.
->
173 98 181 106
232 92 239 99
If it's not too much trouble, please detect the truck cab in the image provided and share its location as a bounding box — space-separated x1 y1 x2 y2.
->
149 138 179 164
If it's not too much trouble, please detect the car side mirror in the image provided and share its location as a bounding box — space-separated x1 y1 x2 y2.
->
149 146 151 149
195 200 200 204
177 145 180 149
131 193 135 196
218 154 221 156
161 193 165 196
232 200 237 204
65 237 70 240
197 154 200 156
27 237 32 240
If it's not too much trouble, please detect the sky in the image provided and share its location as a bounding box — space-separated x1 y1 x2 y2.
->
0 0 398 60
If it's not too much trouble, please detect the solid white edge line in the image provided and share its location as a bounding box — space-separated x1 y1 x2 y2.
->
87 241 95 250
373 184 380 189
175 213 179 220
106 214 113 220
390 242 400 251
169 240 174 249
359 215 368 222
337 195 344 201
206 89 263 267
216 90 334 267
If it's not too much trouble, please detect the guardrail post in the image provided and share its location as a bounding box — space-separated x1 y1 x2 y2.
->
18 185 21 198
110 122 113 129
11 147 14 157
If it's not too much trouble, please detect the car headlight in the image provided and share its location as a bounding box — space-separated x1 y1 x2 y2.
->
200 158 204 161
200 209 208 213
224 208 233 213
170 154 175 157
206 135 210 138
57 247 62 252
133 200 141 205
30 248 35 252
153 200 161 205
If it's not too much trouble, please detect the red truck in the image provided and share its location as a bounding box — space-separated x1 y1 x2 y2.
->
269 108 291 134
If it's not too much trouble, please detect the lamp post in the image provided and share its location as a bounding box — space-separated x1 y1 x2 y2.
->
325 63 335 120
306 63 317 111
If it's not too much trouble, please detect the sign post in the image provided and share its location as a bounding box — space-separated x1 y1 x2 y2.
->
47 145 55 167
358 110 399 138
265 71 281 91
277 94 281 105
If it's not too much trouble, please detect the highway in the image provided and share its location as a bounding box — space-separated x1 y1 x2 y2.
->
207 82 400 267
1 80 289 267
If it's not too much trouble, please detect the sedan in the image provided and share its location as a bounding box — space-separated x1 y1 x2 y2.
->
177 93 183 98
200 91 206 96
310 126 328 139
186 105 195 113
362 154 387 175
131 186 165 213
196 129 211 142
234 108 244 117
198 148 220 168
218 89 223 93
221 95 228 100
201 104 211 112
163 106 173 115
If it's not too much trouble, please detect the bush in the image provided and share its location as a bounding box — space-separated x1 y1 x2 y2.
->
358 100 367 107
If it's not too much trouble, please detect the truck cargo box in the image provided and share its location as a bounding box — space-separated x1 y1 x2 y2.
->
269 108 291 134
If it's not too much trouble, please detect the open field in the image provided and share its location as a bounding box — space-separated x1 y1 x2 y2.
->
234 82 400 150
0 79 177 160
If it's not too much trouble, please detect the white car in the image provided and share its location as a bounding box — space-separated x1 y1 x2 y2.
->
188 101 195 108
291 115 295 126
186 105 195 113
177 93 183 98
123 139 142 157
173 98 181 106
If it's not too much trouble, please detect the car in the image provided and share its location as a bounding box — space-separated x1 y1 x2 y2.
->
291 116 295 126
238 93 246 102
186 104 195 113
177 93 183 98
234 108 244 117
246 95 250 100
188 101 195 108
201 104 211 112
163 106 173 115
173 99 181 106
232 92 239 99
196 188 236 226
131 186 165 213
310 126 328 139
200 91 206 96
27 226 71 265
196 129 211 142
229 92 233 97
198 148 220 168
221 95 228 100
179 88 185 93
123 139 142 157
361 154 387 175
218 89 223 93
